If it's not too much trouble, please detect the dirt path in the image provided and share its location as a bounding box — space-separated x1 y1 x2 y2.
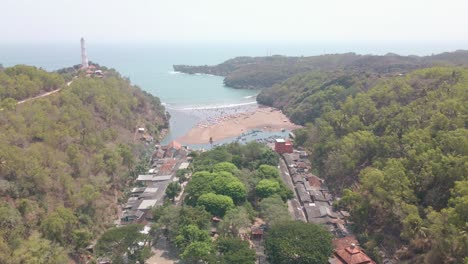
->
16 80 73 105
145 236 179 264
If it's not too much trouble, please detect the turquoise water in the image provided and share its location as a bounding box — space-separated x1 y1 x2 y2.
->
1 43 463 106
0 44 263 144
1 43 465 146
0 44 261 107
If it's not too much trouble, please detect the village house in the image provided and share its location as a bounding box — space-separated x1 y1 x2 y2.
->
119 140 191 226
165 140 182 150
329 243 376 264
292 174 304 184
251 227 264 240
130 187 146 197
274 138 293 154
137 187 159 200
123 197 140 210
137 199 158 211
159 159 177 173
152 148 165 160
296 161 309 172
178 161 190 170
120 210 145 223
296 182 313 204
136 175 172 185
307 174 323 188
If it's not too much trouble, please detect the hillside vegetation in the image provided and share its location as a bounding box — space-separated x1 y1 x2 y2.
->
174 50 468 89
267 67 467 263
0 65 167 263
257 71 381 124
0 65 64 102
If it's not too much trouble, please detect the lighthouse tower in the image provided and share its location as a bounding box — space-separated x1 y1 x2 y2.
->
80 37 89 68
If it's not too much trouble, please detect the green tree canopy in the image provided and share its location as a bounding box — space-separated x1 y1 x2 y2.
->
95 224 150 264
219 206 252 235
213 162 239 174
256 179 281 198
259 195 291 226
197 193 234 217
265 221 333 264
40 207 78 245
11 232 68 264
180 241 214 264
174 224 210 249
216 237 256 264
256 164 280 179
165 182 182 201
185 169 247 205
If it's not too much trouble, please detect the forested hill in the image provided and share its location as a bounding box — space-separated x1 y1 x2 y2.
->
174 50 468 89
271 67 467 263
0 65 64 102
0 65 167 263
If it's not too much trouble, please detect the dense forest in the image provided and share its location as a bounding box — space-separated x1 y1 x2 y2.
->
257 70 380 124
174 50 468 89
262 67 467 263
0 65 64 102
0 65 167 263
150 142 332 264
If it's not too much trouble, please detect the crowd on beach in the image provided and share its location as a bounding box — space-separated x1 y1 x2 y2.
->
186 104 259 128
173 102 295 149
192 129 290 150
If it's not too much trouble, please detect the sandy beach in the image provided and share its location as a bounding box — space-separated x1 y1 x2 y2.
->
177 105 301 144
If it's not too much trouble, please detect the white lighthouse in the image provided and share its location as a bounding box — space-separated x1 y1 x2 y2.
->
81 37 89 68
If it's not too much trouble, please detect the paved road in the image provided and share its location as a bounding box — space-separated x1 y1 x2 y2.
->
278 157 307 222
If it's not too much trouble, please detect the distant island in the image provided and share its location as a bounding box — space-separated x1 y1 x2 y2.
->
174 50 468 89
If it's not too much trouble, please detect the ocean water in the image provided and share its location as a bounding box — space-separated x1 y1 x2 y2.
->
0 43 264 144
1 42 464 146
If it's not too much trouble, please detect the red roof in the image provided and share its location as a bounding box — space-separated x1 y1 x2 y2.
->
333 244 376 264
308 175 322 188
333 236 359 250
167 140 182 150
160 159 177 173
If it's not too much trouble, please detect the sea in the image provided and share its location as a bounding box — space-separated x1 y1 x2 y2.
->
0 42 462 148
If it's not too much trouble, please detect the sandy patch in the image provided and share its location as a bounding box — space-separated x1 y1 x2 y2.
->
177 106 300 144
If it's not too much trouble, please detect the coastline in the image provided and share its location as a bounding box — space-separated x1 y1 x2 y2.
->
176 104 301 145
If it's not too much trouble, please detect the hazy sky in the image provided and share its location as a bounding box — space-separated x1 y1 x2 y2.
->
2 0 468 44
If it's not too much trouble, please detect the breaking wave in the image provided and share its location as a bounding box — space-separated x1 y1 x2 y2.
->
168 101 257 111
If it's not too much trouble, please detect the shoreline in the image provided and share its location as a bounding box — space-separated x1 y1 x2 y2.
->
176 104 301 145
